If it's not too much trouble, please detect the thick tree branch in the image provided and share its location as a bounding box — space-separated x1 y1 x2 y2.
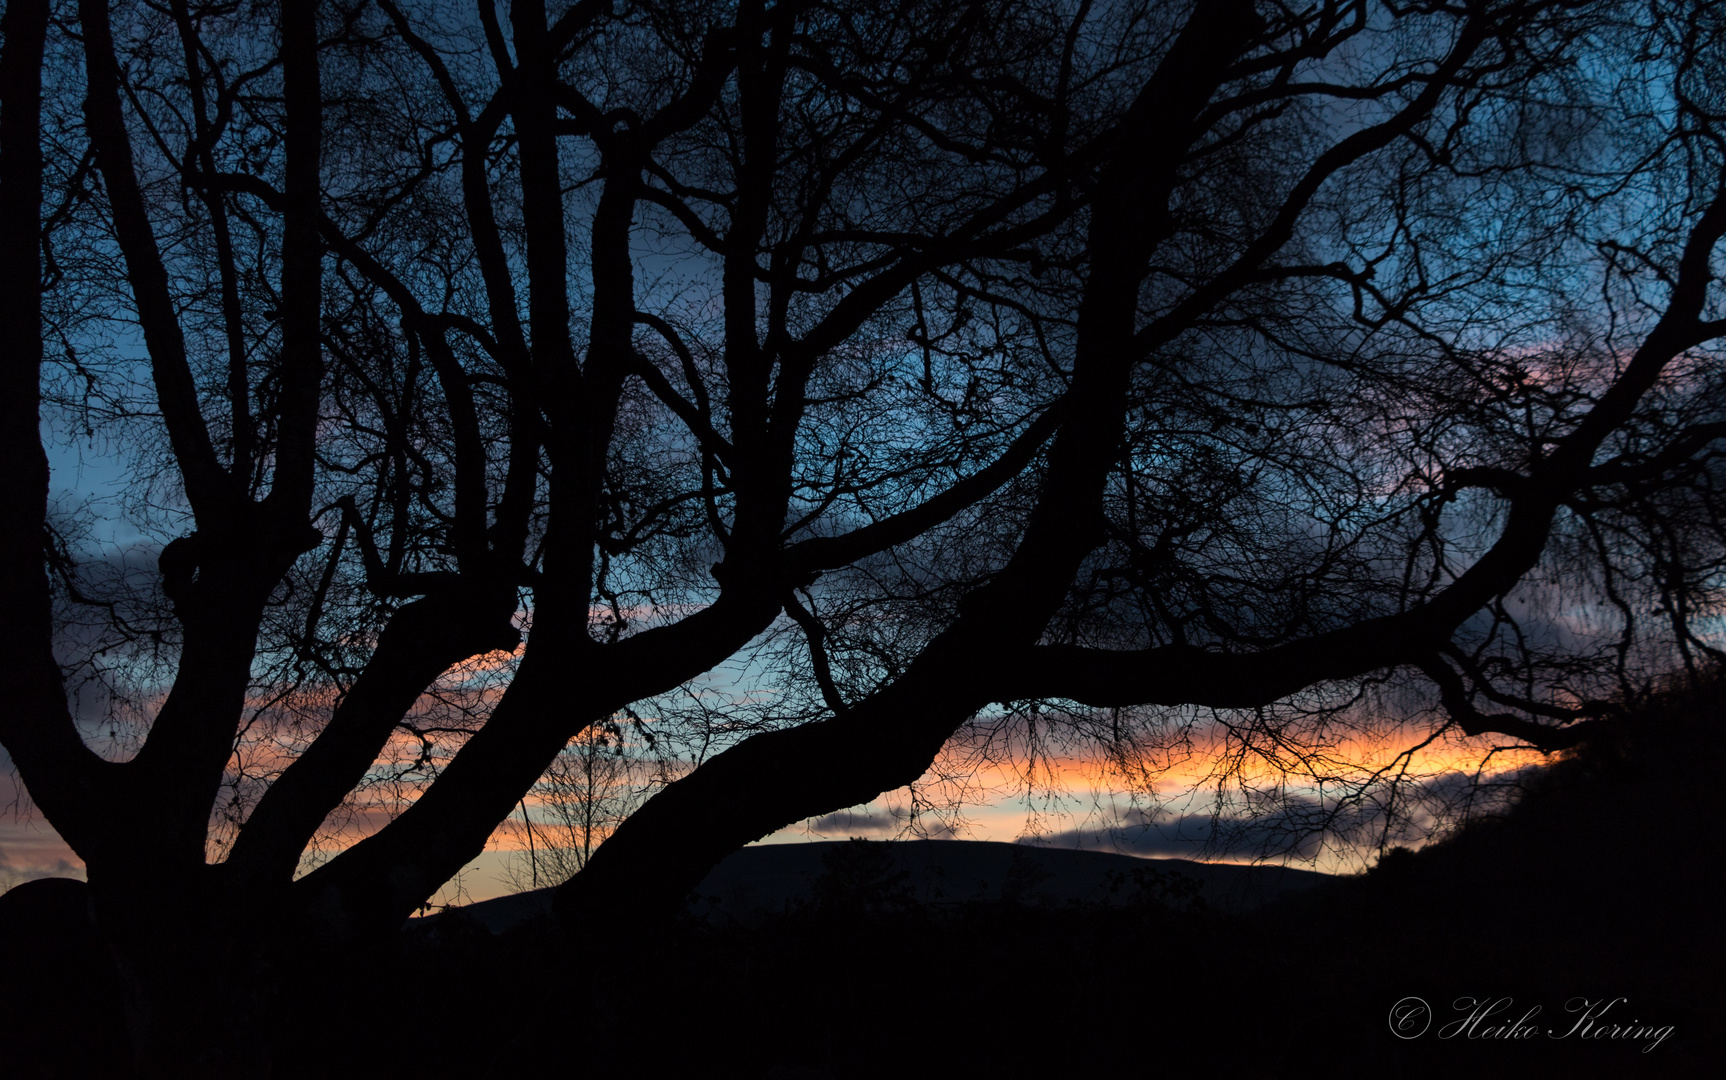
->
226 584 520 885
265 0 325 519
785 397 1069 572
0 0 113 862
78 0 230 515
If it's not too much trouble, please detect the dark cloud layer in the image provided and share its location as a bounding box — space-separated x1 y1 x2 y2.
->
805 810 960 839
1026 763 1556 863
1030 807 1327 860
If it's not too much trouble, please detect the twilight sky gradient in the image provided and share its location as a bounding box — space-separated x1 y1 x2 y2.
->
3 728 1543 905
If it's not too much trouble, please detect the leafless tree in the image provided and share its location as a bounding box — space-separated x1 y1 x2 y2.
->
3 0 1724 1072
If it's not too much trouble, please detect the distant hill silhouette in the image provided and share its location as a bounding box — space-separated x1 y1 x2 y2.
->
420 839 1331 934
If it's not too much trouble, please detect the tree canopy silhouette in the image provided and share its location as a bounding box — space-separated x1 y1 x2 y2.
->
2 0 1724 1072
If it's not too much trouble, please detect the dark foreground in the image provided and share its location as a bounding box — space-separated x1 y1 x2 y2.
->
314 679 1722 1078
4 682 1720 1078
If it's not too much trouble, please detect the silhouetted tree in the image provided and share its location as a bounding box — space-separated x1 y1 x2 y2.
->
3 0 1724 1073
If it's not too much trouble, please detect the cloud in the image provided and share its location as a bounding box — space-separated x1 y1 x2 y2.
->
1023 761 1559 864
0 748 86 893
806 810 899 835
0 850 84 893
804 809 961 839
1028 803 1329 860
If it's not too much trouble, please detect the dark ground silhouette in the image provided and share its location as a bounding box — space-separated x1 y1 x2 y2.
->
3 678 1719 1077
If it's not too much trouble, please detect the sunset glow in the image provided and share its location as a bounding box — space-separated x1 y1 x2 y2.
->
3 705 1556 906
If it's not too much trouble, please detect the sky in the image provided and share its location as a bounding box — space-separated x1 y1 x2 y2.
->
6 277 1580 908
5 379 1688 908
3 717 1545 905
11 414 1557 896
0 407 1651 906
0 751 84 894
